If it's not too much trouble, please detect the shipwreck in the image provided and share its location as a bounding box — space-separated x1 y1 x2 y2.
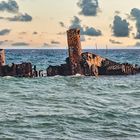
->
0 28 140 77
47 28 140 76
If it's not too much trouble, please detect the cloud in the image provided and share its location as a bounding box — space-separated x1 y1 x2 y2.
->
77 0 99 16
0 0 32 22
0 0 19 13
57 32 66 35
0 41 5 45
59 22 66 28
134 42 140 47
131 8 140 39
80 35 85 41
84 26 102 36
69 16 84 34
7 13 32 22
114 11 121 15
19 32 27 35
69 16 102 36
0 40 9 45
51 40 60 44
109 39 122 44
33 31 38 35
112 15 130 37
43 43 50 46
12 42 29 46
0 29 11 35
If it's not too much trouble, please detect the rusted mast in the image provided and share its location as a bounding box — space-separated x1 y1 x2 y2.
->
0 49 5 66
67 28 82 75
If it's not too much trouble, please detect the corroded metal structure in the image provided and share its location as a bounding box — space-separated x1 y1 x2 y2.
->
0 62 33 77
67 28 82 75
80 52 138 76
0 28 140 77
0 49 5 66
47 28 140 77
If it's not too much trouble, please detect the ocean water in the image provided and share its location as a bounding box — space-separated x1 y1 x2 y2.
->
0 49 140 140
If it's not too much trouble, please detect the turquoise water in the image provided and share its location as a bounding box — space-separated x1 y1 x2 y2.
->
0 49 140 139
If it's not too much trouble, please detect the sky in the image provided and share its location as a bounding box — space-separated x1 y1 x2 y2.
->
0 0 140 49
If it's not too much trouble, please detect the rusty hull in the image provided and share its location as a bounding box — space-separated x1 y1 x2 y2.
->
0 62 33 77
47 28 140 77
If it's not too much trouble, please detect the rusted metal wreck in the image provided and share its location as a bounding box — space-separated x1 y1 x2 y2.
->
0 28 140 77
47 28 140 76
0 49 33 77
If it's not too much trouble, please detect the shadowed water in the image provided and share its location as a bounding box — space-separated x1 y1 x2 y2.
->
0 49 140 139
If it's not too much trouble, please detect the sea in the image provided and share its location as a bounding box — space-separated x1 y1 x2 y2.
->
0 49 140 140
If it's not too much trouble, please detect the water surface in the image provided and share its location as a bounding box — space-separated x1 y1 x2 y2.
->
0 49 140 139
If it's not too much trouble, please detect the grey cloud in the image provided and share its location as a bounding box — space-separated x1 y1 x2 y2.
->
114 11 120 15
7 13 32 22
19 32 27 35
57 32 66 35
0 0 32 23
77 0 99 16
135 34 140 39
0 13 32 22
0 17 4 20
84 26 102 36
33 31 38 35
131 8 140 19
109 39 122 44
0 40 9 45
134 42 140 47
51 40 60 44
44 43 50 46
0 41 5 45
0 29 11 35
131 8 140 39
0 0 19 13
112 15 130 37
59 22 66 28
12 42 29 46
69 16 84 34
69 16 102 36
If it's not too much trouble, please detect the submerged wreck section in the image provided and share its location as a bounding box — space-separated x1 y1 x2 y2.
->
0 62 33 77
47 28 82 76
0 49 34 77
47 28 140 76
0 28 140 77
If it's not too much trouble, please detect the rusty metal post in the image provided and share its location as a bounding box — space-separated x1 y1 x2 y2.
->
67 28 82 75
0 49 5 66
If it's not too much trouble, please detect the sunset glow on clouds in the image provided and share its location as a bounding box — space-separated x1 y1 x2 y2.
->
0 0 140 49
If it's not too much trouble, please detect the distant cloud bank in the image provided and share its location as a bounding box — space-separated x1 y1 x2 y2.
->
12 42 29 46
59 16 102 38
0 0 32 22
0 29 11 35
